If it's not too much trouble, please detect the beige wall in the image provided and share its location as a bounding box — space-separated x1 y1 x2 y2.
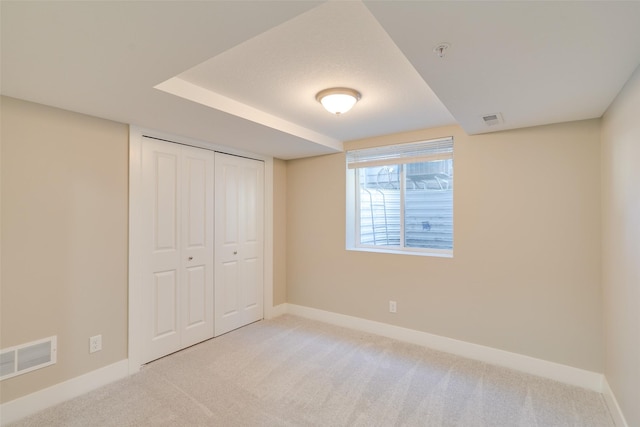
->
601 64 640 427
273 158 287 306
0 92 616 407
0 97 129 403
287 120 603 371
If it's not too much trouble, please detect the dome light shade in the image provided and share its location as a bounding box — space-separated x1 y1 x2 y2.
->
316 88 361 115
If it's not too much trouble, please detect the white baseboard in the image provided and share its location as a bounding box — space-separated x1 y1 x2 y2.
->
268 303 288 318
602 377 629 427
284 303 604 392
0 359 129 426
3 308 614 425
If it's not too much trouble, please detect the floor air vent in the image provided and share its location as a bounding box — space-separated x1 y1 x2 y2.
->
1 336 57 380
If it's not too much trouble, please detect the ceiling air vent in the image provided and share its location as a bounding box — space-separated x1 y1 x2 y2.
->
482 112 503 127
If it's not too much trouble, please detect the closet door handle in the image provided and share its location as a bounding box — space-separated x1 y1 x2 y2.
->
233 251 238 255
188 256 193 261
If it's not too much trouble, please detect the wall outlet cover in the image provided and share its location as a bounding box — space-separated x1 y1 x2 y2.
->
89 335 102 353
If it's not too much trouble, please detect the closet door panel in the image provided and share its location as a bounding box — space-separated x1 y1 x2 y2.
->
184 265 205 327
215 153 264 336
242 257 259 310
154 154 179 251
180 146 214 348
221 260 240 316
141 139 182 362
153 270 178 338
141 139 214 363
239 162 264 326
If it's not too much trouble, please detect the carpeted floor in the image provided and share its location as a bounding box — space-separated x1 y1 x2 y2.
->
10 315 614 426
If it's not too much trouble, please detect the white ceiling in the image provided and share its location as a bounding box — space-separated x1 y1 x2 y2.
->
2 1 640 160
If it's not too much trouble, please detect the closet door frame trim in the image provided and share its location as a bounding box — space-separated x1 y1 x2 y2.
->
128 126 274 374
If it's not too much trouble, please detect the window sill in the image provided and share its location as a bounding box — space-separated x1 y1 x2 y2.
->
346 245 453 258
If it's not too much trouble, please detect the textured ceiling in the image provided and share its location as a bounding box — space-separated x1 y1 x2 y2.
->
2 1 640 159
367 1 640 134
162 1 455 145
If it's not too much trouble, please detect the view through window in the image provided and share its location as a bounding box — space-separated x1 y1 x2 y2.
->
346 137 453 255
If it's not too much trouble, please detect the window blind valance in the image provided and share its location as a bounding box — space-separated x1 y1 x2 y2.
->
346 137 453 169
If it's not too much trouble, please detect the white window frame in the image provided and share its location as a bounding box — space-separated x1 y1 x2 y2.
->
346 137 453 258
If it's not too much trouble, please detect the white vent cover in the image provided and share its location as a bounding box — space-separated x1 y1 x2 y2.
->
1 336 57 381
481 112 504 127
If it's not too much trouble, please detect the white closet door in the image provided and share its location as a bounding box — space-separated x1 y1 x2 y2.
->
215 153 264 336
180 145 215 348
141 138 214 363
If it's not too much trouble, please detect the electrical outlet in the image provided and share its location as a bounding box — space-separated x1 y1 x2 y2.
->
389 300 397 313
89 335 102 353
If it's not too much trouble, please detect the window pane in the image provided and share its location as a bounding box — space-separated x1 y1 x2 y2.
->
358 165 400 247
405 159 453 249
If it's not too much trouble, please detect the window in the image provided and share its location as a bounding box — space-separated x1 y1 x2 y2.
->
346 137 453 257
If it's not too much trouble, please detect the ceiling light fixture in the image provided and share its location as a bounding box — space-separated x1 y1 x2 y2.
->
316 87 361 115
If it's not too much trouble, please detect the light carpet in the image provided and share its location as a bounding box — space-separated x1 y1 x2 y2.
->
10 315 614 426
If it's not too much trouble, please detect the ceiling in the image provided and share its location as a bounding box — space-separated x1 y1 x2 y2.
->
2 1 640 160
